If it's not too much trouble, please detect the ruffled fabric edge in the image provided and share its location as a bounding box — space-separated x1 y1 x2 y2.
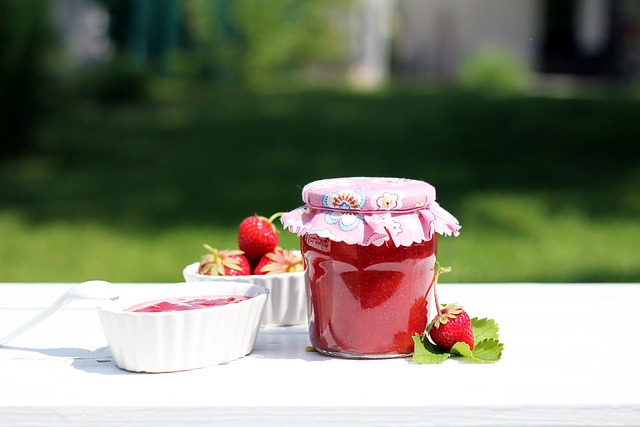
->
281 202 460 247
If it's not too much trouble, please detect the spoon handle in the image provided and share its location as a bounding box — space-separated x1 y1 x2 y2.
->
0 297 69 346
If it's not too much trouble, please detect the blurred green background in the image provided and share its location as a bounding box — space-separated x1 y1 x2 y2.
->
1 0 639 283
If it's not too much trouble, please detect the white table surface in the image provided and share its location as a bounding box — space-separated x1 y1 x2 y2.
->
0 282 639 427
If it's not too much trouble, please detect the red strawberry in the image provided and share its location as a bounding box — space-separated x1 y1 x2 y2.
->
428 303 474 351
340 270 404 309
253 248 304 275
393 295 429 352
237 213 282 264
198 244 251 276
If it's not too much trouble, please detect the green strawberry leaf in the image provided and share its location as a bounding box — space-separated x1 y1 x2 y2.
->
449 341 474 359
471 317 500 346
470 338 504 362
450 339 503 363
413 317 504 364
471 317 500 345
412 334 450 364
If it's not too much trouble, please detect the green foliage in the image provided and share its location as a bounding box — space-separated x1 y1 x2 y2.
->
232 0 345 86
412 334 451 364
471 318 500 346
458 48 530 95
73 57 151 105
450 339 503 363
1 87 639 282
168 0 347 86
93 0 348 87
0 0 52 161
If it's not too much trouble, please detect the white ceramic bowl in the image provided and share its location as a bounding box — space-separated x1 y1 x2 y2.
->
182 262 307 327
97 282 268 373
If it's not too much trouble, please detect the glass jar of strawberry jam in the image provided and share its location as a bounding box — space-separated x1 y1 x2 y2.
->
282 177 460 359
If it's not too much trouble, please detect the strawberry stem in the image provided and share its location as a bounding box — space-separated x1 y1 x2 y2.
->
431 262 451 317
268 212 283 223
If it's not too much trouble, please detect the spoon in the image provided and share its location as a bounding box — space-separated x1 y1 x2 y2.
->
0 280 120 346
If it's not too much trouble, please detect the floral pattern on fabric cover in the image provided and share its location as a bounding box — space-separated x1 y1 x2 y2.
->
281 177 461 247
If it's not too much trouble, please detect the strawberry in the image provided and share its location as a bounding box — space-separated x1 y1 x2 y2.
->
340 270 404 309
393 295 429 352
198 244 251 276
424 262 475 351
428 303 474 351
237 213 282 264
253 248 304 275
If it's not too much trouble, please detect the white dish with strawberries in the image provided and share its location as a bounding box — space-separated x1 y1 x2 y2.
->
182 213 308 327
182 262 307 327
97 282 268 373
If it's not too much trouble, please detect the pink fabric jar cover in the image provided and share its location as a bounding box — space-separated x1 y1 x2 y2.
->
281 177 461 247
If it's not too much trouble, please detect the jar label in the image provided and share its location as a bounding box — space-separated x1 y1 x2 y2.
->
305 234 330 253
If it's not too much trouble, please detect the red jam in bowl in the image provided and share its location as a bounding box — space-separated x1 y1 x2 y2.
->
301 234 437 358
125 295 250 313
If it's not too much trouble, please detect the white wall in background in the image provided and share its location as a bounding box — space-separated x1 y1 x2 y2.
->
394 0 541 80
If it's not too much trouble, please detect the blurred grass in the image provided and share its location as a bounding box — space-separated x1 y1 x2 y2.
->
1 85 639 283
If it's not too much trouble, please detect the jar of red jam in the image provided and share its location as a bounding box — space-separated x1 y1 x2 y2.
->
281 177 460 358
